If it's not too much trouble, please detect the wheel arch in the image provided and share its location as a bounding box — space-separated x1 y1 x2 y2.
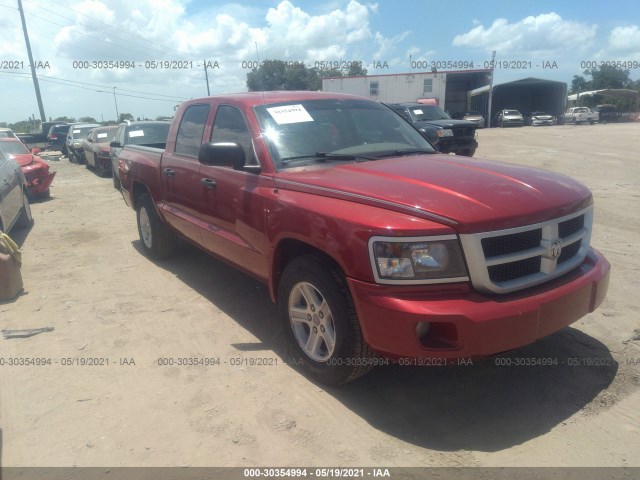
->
269 237 346 303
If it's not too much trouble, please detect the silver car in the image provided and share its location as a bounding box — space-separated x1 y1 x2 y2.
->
66 123 100 164
462 111 485 128
0 151 33 233
531 111 554 126
495 109 524 127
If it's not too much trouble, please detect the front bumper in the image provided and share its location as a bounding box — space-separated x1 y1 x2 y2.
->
27 171 56 195
348 248 610 360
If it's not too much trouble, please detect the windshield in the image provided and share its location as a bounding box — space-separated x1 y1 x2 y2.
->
94 128 118 143
465 111 481 116
126 123 171 145
504 110 521 115
71 126 97 138
408 105 451 121
0 140 29 155
254 99 435 169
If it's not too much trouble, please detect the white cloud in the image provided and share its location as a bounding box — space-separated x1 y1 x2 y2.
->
453 12 597 56
609 25 640 53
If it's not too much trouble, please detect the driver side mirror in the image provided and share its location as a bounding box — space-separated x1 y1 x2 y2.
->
110 141 121 148
198 142 260 173
31 148 41 155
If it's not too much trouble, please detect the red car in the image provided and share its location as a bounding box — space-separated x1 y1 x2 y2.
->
83 126 118 177
0 138 55 198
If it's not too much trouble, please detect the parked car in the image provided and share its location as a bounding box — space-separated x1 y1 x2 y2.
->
462 111 485 128
110 121 171 189
118 91 609 385
83 126 118 177
66 123 100 163
387 103 478 156
530 111 554 126
0 138 55 198
46 123 70 155
0 151 33 234
494 109 524 127
594 104 619 123
564 107 598 125
0 128 18 139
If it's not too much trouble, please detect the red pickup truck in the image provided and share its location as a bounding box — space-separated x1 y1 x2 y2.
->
119 91 610 385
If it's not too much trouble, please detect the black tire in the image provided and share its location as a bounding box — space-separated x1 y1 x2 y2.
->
15 190 34 230
136 193 177 259
278 255 376 385
112 170 121 190
457 148 476 157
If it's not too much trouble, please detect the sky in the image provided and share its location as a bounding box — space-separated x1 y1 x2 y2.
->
1 0 639 125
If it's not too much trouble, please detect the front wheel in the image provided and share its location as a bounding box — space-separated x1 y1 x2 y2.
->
457 148 476 157
278 255 375 385
112 170 121 190
136 193 177 259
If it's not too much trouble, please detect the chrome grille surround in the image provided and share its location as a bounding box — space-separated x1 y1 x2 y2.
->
459 205 593 294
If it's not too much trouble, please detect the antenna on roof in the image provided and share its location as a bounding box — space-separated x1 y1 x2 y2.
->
255 42 267 102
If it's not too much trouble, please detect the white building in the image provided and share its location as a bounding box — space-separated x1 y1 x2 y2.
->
322 70 491 117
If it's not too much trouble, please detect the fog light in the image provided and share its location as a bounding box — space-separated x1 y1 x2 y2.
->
416 322 431 343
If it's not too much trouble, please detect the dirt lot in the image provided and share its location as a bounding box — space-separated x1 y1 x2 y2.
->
1 123 639 470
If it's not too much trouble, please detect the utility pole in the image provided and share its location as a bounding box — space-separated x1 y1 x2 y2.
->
113 87 119 121
204 59 211 96
487 50 496 128
17 0 46 123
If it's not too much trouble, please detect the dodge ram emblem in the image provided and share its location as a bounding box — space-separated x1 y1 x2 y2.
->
549 240 562 261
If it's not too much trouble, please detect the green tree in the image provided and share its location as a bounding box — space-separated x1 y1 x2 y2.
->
585 64 632 90
79 116 97 123
118 113 134 123
246 59 368 92
345 62 368 77
54 116 76 123
569 75 591 94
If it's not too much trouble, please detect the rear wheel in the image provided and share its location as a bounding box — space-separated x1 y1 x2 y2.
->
278 255 375 385
136 193 177 259
15 190 34 229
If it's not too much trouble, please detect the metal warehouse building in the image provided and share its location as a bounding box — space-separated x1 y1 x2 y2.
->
469 77 568 124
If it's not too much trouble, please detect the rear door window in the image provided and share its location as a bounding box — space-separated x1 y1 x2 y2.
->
175 104 211 157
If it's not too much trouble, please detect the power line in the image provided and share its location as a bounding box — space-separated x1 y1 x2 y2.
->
0 71 187 102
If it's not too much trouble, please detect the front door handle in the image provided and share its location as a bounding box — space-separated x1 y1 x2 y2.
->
200 178 216 189
163 168 175 177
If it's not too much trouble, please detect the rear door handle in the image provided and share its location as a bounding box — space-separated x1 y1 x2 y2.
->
200 178 216 189
163 168 175 177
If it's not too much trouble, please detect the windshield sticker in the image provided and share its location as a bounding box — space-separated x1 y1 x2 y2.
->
128 130 144 138
412 109 423 115
266 104 314 125
73 129 81 134
97 133 108 138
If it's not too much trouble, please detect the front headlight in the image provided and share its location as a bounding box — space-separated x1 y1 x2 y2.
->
368 235 469 284
441 129 454 137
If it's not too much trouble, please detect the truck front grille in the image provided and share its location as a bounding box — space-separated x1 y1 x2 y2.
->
453 127 473 137
459 206 593 294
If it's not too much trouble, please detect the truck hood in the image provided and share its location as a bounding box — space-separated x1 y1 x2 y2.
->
274 154 592 233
